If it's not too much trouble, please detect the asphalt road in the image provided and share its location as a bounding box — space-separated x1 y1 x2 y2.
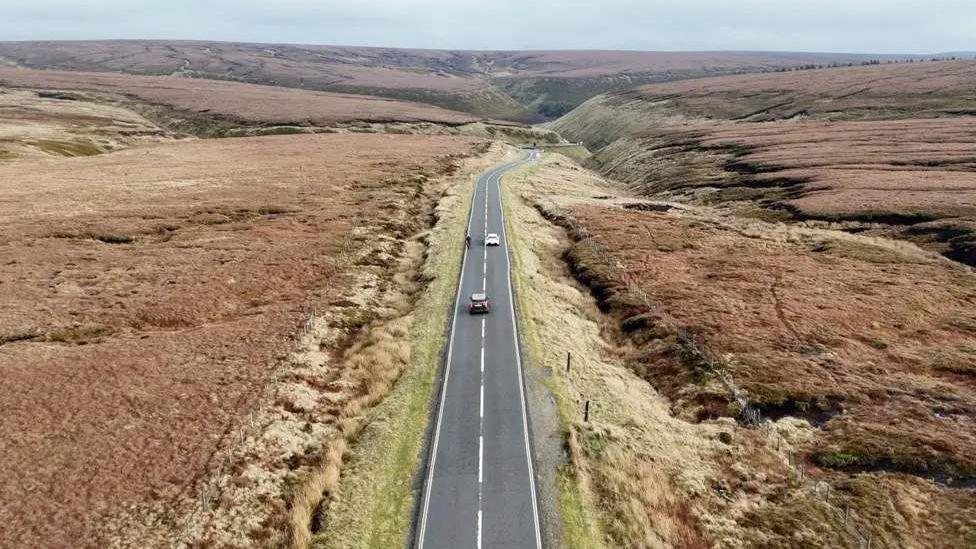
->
416 151 542 549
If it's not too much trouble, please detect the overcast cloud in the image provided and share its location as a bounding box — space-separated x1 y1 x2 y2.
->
0 0 973 53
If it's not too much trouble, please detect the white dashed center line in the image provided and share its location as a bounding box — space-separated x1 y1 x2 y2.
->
417 154 541 549
477 318 486 549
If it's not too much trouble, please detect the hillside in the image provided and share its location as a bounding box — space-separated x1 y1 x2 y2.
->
0 66 479 134
0 86 179 161
0 57 533 548
504 154 976 548
530 58 976 547
550 60 976 266
0 40 925 121
0 132 486 548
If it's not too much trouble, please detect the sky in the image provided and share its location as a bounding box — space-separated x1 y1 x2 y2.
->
0 0 974 54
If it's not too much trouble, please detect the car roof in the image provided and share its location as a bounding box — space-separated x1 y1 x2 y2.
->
471 293 488 301
487 233 499 237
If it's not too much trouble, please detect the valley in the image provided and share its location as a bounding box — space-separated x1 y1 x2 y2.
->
1 37 975 549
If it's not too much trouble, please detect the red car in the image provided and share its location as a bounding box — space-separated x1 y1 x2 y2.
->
469 293 491 314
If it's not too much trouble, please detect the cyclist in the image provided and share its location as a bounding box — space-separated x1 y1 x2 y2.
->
465 234 471 249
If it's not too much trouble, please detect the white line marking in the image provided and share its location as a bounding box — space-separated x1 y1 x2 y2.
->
478 320 486 549
417 163 502 548
476 508 482 549
496 152 544 549
417 155 535 549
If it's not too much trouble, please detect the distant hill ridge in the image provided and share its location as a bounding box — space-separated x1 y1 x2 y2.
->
0 40 940 121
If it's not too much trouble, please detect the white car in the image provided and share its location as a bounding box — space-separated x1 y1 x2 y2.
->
485 233 500 246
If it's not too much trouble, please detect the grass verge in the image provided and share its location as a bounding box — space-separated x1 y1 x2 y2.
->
310 152 497 549
500 159 608 549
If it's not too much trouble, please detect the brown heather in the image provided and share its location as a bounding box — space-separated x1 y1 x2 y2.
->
0 132 481 548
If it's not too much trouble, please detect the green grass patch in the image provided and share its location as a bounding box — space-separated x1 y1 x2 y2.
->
826 240 918 265
251 126 310 136
812 451 867 469
864 337 889 350
556 469 603 549
32 139 102 157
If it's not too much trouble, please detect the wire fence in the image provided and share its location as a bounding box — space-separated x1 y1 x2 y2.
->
553 204 880 548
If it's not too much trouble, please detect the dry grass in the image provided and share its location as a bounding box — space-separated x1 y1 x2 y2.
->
561 200 976 477
703 119 976 231
0 132 483 549
503 156 726 549
289 317 413 549
506 154 976 548
0 87 177 161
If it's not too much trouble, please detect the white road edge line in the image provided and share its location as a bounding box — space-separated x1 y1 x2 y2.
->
416 163 502 548
497 152 544 549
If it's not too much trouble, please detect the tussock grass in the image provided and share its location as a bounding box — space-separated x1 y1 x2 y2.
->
502 156 727 548
0 328 41 345
599 446 709 549
511 153 976 548
288 316 415 548
48 230 136 244
292 145 510 549
92 233 134 244
46 324 113 344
